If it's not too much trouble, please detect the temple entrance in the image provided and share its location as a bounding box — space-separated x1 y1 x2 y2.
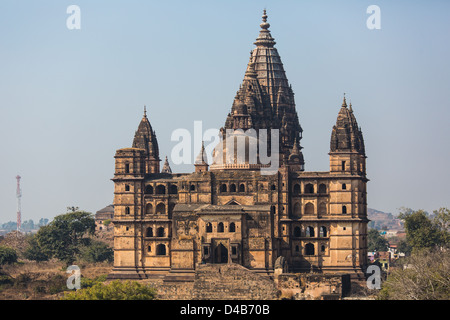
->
213 239 229 264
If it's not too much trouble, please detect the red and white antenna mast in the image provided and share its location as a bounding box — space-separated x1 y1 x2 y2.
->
16 175 22 232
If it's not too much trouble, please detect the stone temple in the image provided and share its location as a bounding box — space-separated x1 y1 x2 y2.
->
108 10 369 283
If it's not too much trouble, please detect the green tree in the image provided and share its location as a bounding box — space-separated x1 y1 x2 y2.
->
368 229 389 252
397 239 412 255
433 208 450 248
399 208 442 252
62 280 157 300
26 211 95 265
38 218 49 227
21 219 35 231
80 241 113 263
23 236 50 262
0 246 18 265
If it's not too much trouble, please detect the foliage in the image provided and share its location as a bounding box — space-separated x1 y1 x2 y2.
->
0 246 18 265
399 208 444 252
103 219 112 226
378 249 450 300
80 274 108 289
79 241 113 263
367 229 389 252
23 236 50 262
396 240 412 255
62 280 157 300
433 208 450 248
24 211 95 265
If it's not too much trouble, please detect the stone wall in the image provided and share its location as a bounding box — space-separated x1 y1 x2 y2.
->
277 273 351 300
155 263 279 300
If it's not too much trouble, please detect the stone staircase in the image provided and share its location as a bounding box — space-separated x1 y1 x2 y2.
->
156 263 279 300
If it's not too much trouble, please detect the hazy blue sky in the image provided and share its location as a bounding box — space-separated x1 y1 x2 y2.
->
1 0 449 223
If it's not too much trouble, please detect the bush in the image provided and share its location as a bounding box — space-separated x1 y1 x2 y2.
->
23 236 50 262
378 249 450 300
80 274 108 289
80 241 113 263
62 280 157 300
0 246 18 265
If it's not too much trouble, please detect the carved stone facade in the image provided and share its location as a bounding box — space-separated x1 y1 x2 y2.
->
108 11 369 281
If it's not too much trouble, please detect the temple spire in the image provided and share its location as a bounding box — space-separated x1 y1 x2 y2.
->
342 93 347 107
133 107 160 173
161 156 172 174
254 9 276 47
195 141 209 173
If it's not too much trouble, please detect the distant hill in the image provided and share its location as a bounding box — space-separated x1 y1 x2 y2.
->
368 208 404 231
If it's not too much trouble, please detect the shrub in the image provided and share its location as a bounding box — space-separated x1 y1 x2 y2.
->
0 246 18 265
62 280 157 300
80 241 113 263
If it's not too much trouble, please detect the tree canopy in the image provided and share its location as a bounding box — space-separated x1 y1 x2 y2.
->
24 211 95 265
368 229 389 252
398 208 447 252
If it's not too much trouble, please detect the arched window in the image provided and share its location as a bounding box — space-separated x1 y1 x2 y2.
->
305 203 314 215
230 184 237 192
156 244 166 256
295 245 300 252
145 185 153 194
319 226 327 237
169 185 178 194
229 222 236 232
148 245 151 252
305 243 315 256
157 227 165 237
145 227 153 237
342 205 347 214
321 245 326 253
218 222 224 232
293 184 300 195
221 184 227 192
190 184 196 191
125 207 130 215
271 184 276 191
293 226 301 237
305 184 314 194
318 202 327 216
125 163 130 173
125 184 130 191
306 226 315 237
156 185 166 195
342 183 347 190
318 184 327 194
239 184 245 192
145 203 153 215
341 161 346 171
156 203 165 215
206 222 212 233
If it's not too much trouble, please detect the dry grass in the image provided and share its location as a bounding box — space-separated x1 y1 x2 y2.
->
0 259 113 300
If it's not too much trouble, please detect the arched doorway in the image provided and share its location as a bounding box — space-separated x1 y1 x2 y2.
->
214 243 228 264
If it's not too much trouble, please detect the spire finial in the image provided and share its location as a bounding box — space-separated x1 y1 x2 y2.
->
260 9 270 30
144 105 147 117
342 93 347 107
